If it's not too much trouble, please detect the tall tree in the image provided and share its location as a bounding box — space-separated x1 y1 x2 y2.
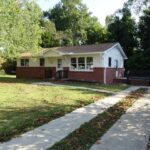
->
107 8 138 56
125 0 150 12
86 17 107 44
45 0 106 45
40 19 57 48
0 0 42 59
138 7 150 50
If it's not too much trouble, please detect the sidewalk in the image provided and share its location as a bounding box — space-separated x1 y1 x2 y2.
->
0 86 139 150
32 82 116 94
91 88 150 150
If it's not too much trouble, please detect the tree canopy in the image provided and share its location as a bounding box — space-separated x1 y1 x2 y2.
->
44 0 106 46
0 0 42 59
107 7 138 56
138 7 150 50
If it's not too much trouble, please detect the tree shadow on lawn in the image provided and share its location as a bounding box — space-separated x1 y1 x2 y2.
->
0 93 108 142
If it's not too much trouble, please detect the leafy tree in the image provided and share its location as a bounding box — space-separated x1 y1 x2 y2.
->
126 48 150 70
45 0 89 45
125 0 150 12
40 19 57 48
45 0 106 45
0 0 42 59
86 17 107 44
138 7 150 50
107 8 138 56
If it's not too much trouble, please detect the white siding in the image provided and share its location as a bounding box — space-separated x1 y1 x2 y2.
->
17 54 104 69
103 47 124 68
17 47 124 69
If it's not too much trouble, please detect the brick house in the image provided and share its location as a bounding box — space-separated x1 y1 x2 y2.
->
16 43 127 84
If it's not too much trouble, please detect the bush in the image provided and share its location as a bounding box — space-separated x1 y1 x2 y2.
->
1 59 16 75
126 48 150 70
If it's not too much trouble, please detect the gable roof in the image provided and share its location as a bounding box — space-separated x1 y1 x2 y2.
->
43 42 117 54
20 43 127 59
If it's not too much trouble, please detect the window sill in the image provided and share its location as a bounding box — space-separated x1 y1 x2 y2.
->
69 70 93 72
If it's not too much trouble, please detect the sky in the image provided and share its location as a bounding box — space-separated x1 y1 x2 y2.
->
36 0 128 25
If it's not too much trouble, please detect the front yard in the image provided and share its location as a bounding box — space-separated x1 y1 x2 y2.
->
0 75 128 142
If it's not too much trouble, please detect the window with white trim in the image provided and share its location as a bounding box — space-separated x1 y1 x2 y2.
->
78 57 85 70
71 57 93 71
71 58 77 70
20 59 29 67
86 57 93 70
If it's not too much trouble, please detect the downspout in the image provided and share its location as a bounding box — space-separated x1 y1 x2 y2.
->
104 67 106 84
102 53 107 84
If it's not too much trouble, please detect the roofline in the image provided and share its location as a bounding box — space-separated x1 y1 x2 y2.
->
104 43 128 59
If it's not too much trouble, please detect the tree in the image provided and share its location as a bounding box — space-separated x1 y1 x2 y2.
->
138 7 150 50
86 17 107 44
125 0 150 12
45 0 106 45
0 0 42 59
126 48 150 70
107 8 138 56
45 0 90 45
40 19 57 48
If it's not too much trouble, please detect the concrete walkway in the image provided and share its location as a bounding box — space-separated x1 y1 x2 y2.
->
91 88 150 150
32 82 116 94
0 86 139 150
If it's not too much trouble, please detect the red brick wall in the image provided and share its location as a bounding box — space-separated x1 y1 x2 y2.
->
16 67 56 79
68 68 104 83
106 68 116 84
17 67 125 84
106 68 124 84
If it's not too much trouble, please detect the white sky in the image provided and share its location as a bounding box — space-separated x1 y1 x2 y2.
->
36 0 128 25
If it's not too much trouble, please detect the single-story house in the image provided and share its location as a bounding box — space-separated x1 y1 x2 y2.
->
16 42 127 84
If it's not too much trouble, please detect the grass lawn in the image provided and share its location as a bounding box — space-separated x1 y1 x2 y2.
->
0 75 109 142
54 81 129 92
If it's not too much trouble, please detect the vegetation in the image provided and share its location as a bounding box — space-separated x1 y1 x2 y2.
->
0 0 150 70
55 81 129 92
107 7 138 57
44 0 107 46
0 0 42 60
50 88 147 150
0 75 109 142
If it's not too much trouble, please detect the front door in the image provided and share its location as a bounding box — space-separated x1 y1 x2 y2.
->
57 59 63 79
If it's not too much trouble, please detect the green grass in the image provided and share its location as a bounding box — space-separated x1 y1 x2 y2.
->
55 81 129 92
0 75 108 142
49 88 147 150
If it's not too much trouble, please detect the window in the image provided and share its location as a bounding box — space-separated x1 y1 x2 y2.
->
86 57 93 70
21 59 29 67
71 57 93 71
57 59 62 69
108 57 111 67
71 58 77 70
40 58 45 67
78 57 85 70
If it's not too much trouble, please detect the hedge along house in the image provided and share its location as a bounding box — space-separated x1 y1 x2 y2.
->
16 43 127 84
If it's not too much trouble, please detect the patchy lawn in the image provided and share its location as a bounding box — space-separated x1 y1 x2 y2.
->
50 88 147 150
54 81 129 92
0 75 109 142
